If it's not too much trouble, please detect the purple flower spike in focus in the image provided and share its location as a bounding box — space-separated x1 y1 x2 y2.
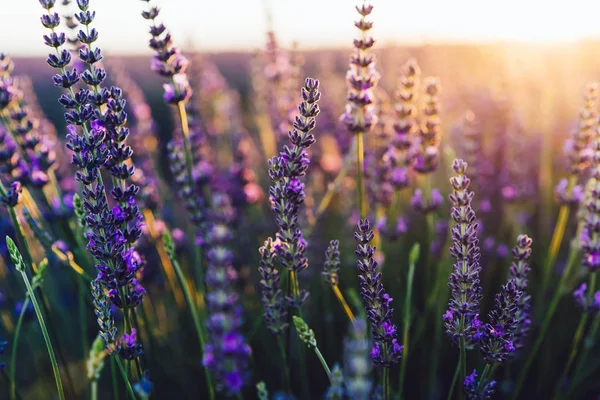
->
508 234 533 355
266 77 320 309
354 219 402 368
443 159 483 347
464 369 497 399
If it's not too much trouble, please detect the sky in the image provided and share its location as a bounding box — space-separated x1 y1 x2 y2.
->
3 0 600 56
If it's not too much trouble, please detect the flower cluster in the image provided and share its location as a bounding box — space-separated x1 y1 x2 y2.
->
267 77 320 307
443 159 483 347
322 240 341 286
508 234 533 354
354 219 402 367
464 369 497 399
258 237 288 334
478 279 521 363
203 193 251 395
141 0 191 104
341 1 380 134
573 282 600 312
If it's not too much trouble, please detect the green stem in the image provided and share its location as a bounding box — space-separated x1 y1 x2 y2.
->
459 338 466 400
511 243 579 400
115 356 138 400
112 357 121 400
9 297 30 400
447 359 461 400
18 269 65 400
383 366 390 400
476 364 492 393
91 379 98 400
569 313 600 391
540 203 571 300
277 336 292 394
168 249 214 400
356 132 366 219
398 247 417 398
314 346 333 383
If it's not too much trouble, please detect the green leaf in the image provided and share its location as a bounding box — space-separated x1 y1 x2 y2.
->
162 229 175 257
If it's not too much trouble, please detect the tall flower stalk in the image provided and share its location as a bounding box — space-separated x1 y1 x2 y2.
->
266 77 321 310
341 0 379 219
38 0 145 378
443 159 483 399
354 219 402 399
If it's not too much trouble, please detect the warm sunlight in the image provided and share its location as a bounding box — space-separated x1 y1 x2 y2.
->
1 0 600 54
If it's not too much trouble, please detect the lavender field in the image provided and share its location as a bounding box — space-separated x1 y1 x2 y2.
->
2 0 600 399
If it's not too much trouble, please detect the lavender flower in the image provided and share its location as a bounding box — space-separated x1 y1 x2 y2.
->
203 193 251 395
464 369 497 399
508 234 533 354
39 0 145 357
443 159 483 347
141 1 192 104
414 78 442 174
267 77 320 307
572 282 600 312
479 279 521 363
354 219 402 367
390 58 420 190
322 240 340 286
258 237 288 334
340 1 380 134
580 134 600 272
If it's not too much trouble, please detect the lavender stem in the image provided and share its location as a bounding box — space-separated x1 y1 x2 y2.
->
7 237 64 400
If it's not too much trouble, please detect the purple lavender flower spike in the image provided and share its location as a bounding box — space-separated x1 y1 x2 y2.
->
388 58 420 191
39 0 145 358
354 219 402 367
258 237 288 334
203 193 251 395
556 83 598 206
464 369 497 399
479 279 521 363
340 1 380 135
414 78 442 175
444 159 483 347
141 1 192 105
508 234 532 355
267 77 320 308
